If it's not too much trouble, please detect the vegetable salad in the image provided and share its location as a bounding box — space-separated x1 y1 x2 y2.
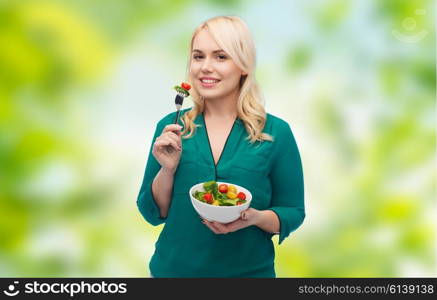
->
192 181 247 206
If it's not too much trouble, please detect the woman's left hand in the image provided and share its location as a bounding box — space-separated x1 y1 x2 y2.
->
201 208 262 234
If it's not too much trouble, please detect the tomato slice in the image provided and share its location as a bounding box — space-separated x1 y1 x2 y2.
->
181 82 191 91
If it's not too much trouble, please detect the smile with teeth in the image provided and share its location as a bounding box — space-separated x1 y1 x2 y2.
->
201 79 220 83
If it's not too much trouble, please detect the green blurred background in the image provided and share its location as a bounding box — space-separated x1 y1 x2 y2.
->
0 0 435 277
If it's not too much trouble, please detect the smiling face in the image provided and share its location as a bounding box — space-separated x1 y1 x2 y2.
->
190 29 247 101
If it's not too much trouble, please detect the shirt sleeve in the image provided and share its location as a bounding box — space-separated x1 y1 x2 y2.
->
267 122 305 245
136 119 167 226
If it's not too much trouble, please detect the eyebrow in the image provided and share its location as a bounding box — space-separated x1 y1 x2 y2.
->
192 49 226 54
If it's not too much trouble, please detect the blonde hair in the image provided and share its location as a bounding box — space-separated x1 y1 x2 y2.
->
180 16 273 143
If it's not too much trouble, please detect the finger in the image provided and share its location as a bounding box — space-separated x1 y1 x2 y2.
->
209 221 229 234
154 140 178 154
164 132 182 148
202 220 220 234
162 124 182 134
163 136 181 150
241 210 248 221
154 138 172 150
225 222 239 233
155 137 180 151
161 134 180 150
203 220 226 234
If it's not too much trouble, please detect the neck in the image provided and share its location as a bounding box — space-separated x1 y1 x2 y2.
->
203 89 239 121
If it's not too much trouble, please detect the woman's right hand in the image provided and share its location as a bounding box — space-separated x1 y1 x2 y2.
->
152 124 183 174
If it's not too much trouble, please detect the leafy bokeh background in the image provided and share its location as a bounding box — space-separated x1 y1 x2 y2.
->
0 0 435 277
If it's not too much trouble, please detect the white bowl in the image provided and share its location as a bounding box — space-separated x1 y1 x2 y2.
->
189 181 252 223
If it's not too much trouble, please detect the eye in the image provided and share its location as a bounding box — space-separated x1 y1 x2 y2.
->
193 55 204 60
217 55 227 60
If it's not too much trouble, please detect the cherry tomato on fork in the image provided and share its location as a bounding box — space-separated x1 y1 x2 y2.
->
181 82 191 90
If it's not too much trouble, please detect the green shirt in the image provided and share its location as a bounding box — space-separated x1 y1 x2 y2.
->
137 108 305 278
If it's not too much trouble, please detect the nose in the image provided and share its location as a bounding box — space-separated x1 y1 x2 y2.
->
200 57 213 73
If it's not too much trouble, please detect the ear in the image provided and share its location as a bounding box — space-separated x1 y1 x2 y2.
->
241 71 248 76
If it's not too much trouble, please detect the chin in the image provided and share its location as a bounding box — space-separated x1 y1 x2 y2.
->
198 91 223 100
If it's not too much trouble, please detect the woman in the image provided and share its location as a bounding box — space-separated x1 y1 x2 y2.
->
137 16 305 278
